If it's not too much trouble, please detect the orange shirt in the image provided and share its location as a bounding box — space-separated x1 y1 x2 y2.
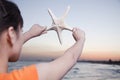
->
0 65 38 80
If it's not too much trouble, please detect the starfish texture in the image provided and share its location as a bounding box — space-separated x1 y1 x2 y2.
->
47 6 73 44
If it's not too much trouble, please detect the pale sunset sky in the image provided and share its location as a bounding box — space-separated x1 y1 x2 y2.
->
11 0 120 61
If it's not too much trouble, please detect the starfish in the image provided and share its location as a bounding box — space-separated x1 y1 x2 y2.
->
47 6 73 44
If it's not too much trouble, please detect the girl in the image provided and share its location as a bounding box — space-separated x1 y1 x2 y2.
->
0 0 85 80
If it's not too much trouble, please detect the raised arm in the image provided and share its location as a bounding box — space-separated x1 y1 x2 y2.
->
22 24 47 44
36 28 85 80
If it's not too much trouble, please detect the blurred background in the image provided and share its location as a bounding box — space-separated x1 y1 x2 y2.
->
11 0 120 61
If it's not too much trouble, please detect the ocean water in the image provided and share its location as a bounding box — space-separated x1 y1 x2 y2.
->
8 61 120 80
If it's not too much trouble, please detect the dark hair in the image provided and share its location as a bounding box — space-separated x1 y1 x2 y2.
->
0 0 23 34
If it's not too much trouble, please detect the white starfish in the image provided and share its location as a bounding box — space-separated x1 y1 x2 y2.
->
47 6 73 44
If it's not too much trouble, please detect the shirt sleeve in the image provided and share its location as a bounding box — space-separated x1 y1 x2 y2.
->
0 65 38 80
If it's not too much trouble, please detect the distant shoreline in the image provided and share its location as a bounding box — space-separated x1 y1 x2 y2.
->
78 60 120 65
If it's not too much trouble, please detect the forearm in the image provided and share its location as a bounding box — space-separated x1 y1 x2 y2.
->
22 24 46 44
22 31 33 44
65 38 85 62
48 38 85 80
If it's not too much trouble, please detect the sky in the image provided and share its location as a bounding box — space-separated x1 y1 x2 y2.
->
11 0 120 61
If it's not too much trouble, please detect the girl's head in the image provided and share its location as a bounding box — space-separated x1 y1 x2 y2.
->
0 0 23 62
0 0 23 33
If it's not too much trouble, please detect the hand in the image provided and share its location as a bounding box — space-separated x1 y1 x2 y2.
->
72 27 85 41
29 24 47 37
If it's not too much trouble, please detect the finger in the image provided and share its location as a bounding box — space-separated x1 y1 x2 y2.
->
42 31 47 34
40 27 47 33
72 33 77 41
72 28 75 32
72 28 77 32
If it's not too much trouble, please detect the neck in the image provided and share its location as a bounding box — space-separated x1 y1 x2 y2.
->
0 32 10 73
0 48 9 73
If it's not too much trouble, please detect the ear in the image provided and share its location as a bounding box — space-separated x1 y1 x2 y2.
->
7 27 17 46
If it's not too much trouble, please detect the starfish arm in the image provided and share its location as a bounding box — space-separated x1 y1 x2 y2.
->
47 26 56 31
61 6 70 20
47 6 73 44
59 23 73 31
63 27 73 31
56 28 62 44
48 8 56 24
